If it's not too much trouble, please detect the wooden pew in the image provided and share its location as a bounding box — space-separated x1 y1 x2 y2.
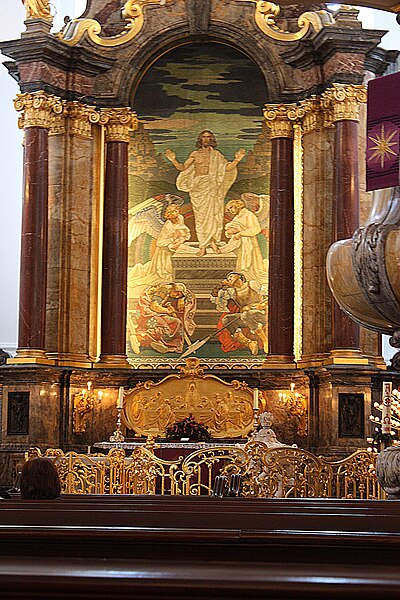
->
0 496 399 599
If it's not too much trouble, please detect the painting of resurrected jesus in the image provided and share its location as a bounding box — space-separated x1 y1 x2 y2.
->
165 130 246 256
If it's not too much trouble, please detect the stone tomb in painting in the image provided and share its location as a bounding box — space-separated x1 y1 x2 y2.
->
122 359 261 439
172 250 236 340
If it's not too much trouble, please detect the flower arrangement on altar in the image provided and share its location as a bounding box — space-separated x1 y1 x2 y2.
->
164 414 211 441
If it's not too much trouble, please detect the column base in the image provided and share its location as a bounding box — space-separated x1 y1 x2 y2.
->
297 354 330 369
7 349 56 365
261 354 297 369
363 355 387 370
95 354 131 369
46 352 94 368
324 349 369 366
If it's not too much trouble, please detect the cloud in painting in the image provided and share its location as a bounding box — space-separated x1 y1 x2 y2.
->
176 107 262 117
144 118 200 131
134 79 200 118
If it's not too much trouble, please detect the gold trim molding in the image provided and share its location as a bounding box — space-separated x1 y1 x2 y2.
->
100 108 138 142
235 1 333 42
22 0 53 22
58 0 171 48
293 123 303 362
322 84 367 123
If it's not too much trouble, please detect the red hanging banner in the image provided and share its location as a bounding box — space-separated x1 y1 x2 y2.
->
366 71 400 191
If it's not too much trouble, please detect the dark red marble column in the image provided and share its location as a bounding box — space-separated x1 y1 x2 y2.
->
17 126 49 355
332 119 360 350
267 134 295 362
99 140 129 365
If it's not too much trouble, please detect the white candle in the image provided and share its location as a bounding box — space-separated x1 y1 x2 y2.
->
87 381 92 391
117 387 124 409
381 381 393 434
253 388 259 410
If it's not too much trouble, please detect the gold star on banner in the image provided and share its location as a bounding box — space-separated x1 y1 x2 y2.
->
368 124 398 169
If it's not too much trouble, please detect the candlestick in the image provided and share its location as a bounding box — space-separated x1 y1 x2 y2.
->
382 381 393 434
253 388 259 410
117 386 124 409
109 407 125 444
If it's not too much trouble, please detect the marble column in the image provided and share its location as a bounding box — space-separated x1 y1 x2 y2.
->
264 105 296 366
10 92 63 364
46 102 100 366
97 108 137 367
324 85 367 364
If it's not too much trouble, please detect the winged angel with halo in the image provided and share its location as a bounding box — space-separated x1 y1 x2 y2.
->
128 194 190 296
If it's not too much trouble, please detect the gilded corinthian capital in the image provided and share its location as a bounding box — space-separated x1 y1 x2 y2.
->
100 108 138 142
264 104 304 139
14 91 64 129
68 102 100 138
298 97 322 134
322 84 367 123
22 0 52 22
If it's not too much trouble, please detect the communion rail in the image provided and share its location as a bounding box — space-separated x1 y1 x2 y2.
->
27 441 384 499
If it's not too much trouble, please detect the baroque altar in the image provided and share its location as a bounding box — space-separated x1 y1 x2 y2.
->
0 1 397 487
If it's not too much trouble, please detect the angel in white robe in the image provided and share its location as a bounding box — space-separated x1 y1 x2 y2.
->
128 200 190 295
223 196 269 285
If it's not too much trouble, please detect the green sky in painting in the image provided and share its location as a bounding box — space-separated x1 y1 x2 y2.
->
133 43 269 160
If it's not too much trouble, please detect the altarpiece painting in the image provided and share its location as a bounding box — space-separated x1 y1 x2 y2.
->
127 43 270 368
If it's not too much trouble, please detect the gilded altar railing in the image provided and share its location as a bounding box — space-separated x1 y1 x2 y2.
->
26 443 384 499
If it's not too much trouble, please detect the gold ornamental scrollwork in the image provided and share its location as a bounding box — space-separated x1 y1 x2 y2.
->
322 84 367 124
58 0 171 48
22 0 53 22
235 1 333 42
100 107 138 142
14 91 65 129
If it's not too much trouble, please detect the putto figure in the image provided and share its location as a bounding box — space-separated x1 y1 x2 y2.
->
22 0 52 20
165 130 246 256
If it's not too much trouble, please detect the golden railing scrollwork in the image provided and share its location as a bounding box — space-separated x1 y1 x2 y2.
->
27 444 385 499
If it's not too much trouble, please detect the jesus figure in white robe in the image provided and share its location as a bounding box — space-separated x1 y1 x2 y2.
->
166 130 245 256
